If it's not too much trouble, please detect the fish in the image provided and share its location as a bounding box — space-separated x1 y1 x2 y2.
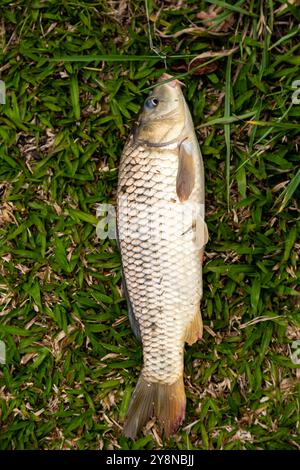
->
116 74 208 439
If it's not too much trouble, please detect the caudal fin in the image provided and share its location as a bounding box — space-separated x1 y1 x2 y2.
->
123 374 186 439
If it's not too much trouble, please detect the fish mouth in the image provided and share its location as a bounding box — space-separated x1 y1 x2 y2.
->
159 73 184 88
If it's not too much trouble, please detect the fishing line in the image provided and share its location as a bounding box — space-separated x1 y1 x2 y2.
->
145 0 167 69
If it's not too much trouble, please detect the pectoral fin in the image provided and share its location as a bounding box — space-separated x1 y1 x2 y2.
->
176 139 195 202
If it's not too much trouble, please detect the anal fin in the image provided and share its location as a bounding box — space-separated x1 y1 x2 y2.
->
184 309 203 345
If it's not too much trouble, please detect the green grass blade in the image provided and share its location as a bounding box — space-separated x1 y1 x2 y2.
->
49 54 197 63
70 73 80 120
224 55 232 210
205 0 258 17
197 111 256 128
278 168 300 212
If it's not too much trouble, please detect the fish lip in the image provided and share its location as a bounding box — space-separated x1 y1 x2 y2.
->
159 73 184 88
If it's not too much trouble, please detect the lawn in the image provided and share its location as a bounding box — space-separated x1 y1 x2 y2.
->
0 0 299 450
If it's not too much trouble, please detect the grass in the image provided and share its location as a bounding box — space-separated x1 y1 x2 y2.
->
0 0 299 450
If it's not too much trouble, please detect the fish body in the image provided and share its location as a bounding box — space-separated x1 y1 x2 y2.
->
117 75 208 438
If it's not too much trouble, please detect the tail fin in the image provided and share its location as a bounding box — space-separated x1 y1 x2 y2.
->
123 374 186 439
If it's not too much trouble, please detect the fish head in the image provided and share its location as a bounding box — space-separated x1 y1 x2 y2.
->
135 74 187 145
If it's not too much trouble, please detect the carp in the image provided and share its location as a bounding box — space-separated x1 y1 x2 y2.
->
117 74 208 438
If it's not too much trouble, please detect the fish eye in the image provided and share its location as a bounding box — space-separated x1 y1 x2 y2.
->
144 97 159 109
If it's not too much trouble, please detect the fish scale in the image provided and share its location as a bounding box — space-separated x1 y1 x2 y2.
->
117 75 208 438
